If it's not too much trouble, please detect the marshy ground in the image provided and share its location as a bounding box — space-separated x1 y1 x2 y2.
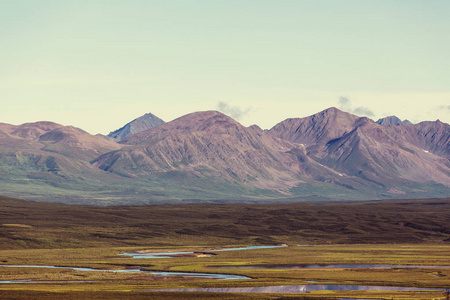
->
0 196 449 299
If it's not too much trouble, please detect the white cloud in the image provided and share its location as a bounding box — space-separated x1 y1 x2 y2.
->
216 101 252 121
338 96 374 117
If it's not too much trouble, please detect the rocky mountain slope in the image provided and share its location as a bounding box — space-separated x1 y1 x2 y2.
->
269 107 360 146
107 113 164 141
269 108 450 190
95 111 306 191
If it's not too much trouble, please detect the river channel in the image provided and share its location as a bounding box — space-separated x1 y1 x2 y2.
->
0 265 250 280
2 245 449 294
0 245 287 283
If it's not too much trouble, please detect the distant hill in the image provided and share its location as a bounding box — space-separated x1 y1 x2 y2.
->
0 121 127 204
376 116 412 126
0 121 122 160
0 108 449 204
107 113 165 141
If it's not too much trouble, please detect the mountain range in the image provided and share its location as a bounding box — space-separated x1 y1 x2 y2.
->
0 108 449 204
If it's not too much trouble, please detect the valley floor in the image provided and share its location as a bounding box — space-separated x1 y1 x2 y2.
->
0 196 449 299
0 244 450 299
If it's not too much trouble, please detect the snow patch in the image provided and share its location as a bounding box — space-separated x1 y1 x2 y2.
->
387 188 407 195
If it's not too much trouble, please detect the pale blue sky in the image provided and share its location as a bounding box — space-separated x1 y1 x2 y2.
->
1 0 449 134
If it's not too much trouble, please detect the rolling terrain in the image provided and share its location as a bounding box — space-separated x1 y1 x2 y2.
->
1 195 449 249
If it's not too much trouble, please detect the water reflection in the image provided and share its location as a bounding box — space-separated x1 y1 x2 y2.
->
0 265 250 280
149 284 446 293
0 279 31 284
120 245 287 259
207 263 450 269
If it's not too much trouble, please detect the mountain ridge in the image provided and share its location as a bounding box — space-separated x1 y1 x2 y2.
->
269 108 450 189
94 111 306 191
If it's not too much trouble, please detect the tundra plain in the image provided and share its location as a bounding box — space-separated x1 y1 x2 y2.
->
1 196 450 299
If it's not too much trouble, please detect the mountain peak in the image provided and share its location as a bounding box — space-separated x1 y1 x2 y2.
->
321 106 343 114
167 110 238 130
269 107 359 146
108 112 164 141
121 111 242 145
376 116 412 126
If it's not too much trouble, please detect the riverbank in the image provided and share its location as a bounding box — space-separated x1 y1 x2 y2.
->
1 244 449 299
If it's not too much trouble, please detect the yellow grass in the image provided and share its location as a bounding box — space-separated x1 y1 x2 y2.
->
2 224 33 228
1 244 450 299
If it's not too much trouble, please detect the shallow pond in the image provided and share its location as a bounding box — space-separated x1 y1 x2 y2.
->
0 265 250 280
0 279 31 284
207 263 450 269
120 245 287 259
148 284 448 293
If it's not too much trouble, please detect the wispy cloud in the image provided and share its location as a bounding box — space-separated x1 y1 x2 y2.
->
216 101 252 120
353 106 375 117
338 96 374 117
338 96 352 112
438 105 450 111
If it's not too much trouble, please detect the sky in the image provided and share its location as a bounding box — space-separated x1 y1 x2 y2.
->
1 0 449 134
